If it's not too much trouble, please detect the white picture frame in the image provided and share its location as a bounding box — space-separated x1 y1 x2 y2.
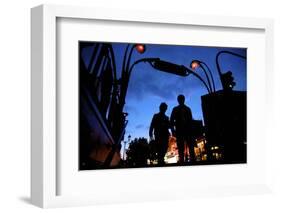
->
31 4 274 208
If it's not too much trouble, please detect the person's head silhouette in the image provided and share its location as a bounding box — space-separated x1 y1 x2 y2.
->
159 102 168 114
177 94 185 105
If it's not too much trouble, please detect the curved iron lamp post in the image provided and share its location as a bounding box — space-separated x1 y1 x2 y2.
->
104 44 146 167
119 44 146 109
216 50 246 90
190 50 246 92
190 60 216 93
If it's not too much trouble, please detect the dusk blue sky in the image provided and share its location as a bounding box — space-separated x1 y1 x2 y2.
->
111 43 246 142
83 42 247 143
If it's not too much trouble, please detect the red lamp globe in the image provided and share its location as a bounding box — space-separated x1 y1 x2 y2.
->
135 44 146 54
190 61 200 70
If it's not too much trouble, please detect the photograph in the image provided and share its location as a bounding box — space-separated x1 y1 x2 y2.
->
79 41 247 170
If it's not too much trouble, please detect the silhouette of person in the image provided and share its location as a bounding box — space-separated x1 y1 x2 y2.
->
149 102 170 165
170 95 195 164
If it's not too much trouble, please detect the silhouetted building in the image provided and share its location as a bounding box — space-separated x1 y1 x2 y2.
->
201 90 247 163
191 119 204 139
194 136 208 161
189 119 208 162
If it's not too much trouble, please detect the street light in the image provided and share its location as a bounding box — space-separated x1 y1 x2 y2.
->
147 59 212 94
190 60 216 93
135 44 146 54
190 60 200 70
190 51 246 92
122 44 146 74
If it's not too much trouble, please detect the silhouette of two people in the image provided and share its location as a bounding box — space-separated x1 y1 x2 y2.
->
149 95 195 165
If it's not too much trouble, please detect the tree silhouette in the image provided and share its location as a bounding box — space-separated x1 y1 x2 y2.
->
126 137 150 167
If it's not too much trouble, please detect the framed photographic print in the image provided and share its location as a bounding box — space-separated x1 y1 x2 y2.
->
79 41 247 170
31 4 274 208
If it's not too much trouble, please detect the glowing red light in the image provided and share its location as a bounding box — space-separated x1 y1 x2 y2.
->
135 44 146 54
191 61 199 70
